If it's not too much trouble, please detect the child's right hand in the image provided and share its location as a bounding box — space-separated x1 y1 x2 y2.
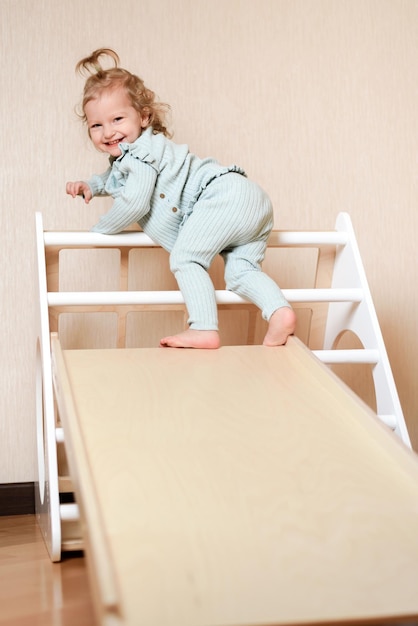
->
66 181 92 203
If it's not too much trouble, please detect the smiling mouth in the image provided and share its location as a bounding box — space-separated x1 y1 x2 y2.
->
107 138 123 146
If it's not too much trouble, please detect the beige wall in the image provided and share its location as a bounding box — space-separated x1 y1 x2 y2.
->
1 0 417 483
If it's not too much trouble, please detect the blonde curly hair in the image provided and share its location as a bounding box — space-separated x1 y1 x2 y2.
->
75 48 171 137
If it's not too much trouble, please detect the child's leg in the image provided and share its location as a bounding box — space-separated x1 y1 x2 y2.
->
161 172 294 348
163 175 261 342
262 307 296 346
160 206 222 348
159 265 221 346
159 247 220 348
222 243 296 346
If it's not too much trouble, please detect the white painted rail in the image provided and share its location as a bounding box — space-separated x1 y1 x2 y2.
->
43 229 349 248
47 288 364 307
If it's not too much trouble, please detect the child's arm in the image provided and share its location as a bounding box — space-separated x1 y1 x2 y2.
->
66 167 112 203
90 158 157 235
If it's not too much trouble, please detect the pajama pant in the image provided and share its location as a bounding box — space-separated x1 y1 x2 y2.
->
169 173 290 330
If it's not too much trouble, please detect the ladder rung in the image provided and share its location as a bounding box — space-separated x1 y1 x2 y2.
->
287 289 362 303
47 288 363 307
60 503 79 522
43 230 348 249
313 349 379 364
267 231 349 247
44 231 157 248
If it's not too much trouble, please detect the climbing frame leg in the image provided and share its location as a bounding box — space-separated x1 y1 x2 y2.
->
322 213 410 444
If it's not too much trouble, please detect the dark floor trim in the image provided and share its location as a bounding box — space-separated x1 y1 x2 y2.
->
0 483 35 516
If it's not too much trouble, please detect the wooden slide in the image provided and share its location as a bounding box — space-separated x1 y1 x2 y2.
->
35 212 418 624
51 335 418 626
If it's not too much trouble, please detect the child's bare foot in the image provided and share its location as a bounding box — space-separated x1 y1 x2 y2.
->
263 307 296 346
160 329 221 349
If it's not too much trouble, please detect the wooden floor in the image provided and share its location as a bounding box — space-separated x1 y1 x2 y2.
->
0 515 418 626
0 515 95 625
2 513 418 625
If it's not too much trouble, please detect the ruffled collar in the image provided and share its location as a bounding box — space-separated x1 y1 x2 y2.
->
111 127 156 165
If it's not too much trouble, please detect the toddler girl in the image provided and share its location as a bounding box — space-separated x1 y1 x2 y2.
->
66 48 296 349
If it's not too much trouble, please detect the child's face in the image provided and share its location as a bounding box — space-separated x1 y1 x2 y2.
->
85 88 148 157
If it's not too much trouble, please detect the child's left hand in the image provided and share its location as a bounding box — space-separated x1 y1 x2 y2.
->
66 181 92 203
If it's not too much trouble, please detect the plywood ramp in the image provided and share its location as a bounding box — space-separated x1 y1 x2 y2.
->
51 335 418 626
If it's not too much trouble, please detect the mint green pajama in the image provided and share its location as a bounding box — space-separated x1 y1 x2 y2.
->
88 127 290 330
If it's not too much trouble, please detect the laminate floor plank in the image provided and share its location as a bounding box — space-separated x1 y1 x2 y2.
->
0 515 95 626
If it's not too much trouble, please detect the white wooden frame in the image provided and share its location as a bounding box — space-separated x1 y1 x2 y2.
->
34 211 410 561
